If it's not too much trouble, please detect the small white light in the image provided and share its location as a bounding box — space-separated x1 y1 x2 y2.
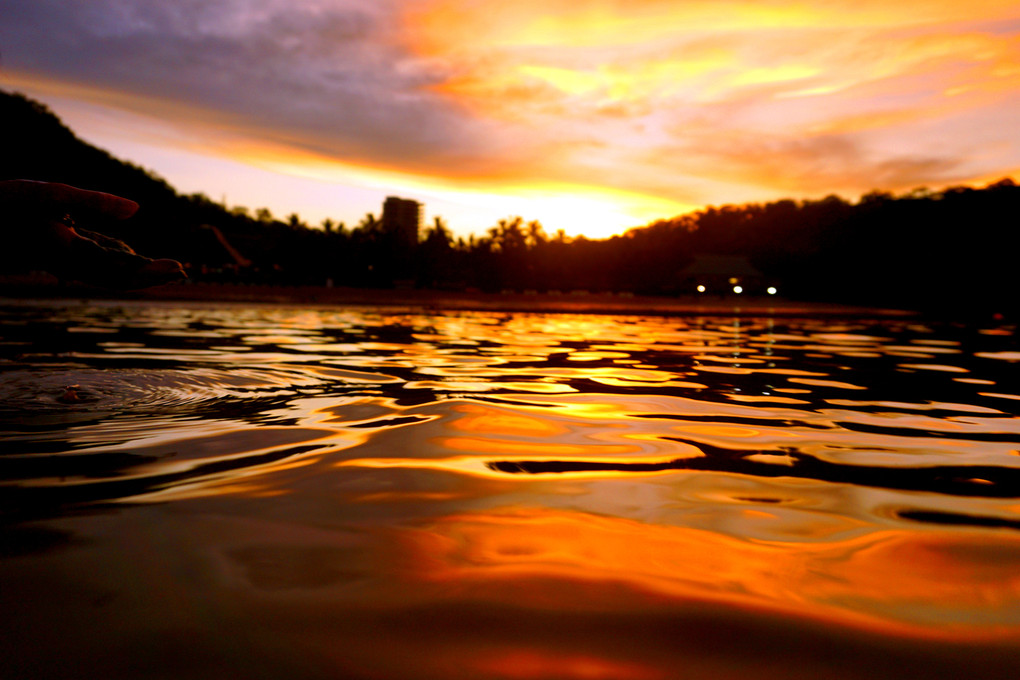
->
733 285 743 294
767 286 777 295
697 285 706 293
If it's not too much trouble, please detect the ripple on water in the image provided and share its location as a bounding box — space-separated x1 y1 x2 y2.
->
0 367 240 413
3 302 1020 678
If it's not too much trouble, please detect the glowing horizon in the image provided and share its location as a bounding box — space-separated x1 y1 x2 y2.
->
2 0 1019 238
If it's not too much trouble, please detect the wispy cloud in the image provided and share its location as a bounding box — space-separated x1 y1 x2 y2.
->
2 0 1019 234
2 1 497 169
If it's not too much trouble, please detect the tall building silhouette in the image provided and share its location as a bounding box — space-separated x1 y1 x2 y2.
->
381 196 421 250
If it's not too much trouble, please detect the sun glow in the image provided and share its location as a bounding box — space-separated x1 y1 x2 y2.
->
225 141 690 237
5 0 1020 238
10 72 687 237
405 0 1020 212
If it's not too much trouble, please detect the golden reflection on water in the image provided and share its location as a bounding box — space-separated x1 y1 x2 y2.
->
3 302 1020 678
390 506 1020 638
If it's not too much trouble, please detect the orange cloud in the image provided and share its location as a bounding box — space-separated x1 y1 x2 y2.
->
6 0 1018 235
400 0 1020 210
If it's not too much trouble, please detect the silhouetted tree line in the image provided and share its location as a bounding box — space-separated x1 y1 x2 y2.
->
3 89 1017 313
617 183 1018 313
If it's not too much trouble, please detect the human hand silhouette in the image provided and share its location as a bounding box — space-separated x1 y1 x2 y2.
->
0 179 185 289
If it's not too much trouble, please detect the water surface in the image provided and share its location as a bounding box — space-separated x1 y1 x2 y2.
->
2 299 1020 679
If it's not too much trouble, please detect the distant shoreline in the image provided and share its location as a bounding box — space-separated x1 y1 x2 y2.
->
0 276 915 318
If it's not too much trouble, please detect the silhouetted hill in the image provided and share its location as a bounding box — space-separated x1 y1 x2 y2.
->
3 88 1017 315
2 91 178 200
617 182 1019 312
1 89 337 281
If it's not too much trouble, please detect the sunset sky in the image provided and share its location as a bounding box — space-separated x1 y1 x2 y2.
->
2 0 1019 238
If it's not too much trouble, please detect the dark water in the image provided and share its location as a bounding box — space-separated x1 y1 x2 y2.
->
2 299 1020 679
